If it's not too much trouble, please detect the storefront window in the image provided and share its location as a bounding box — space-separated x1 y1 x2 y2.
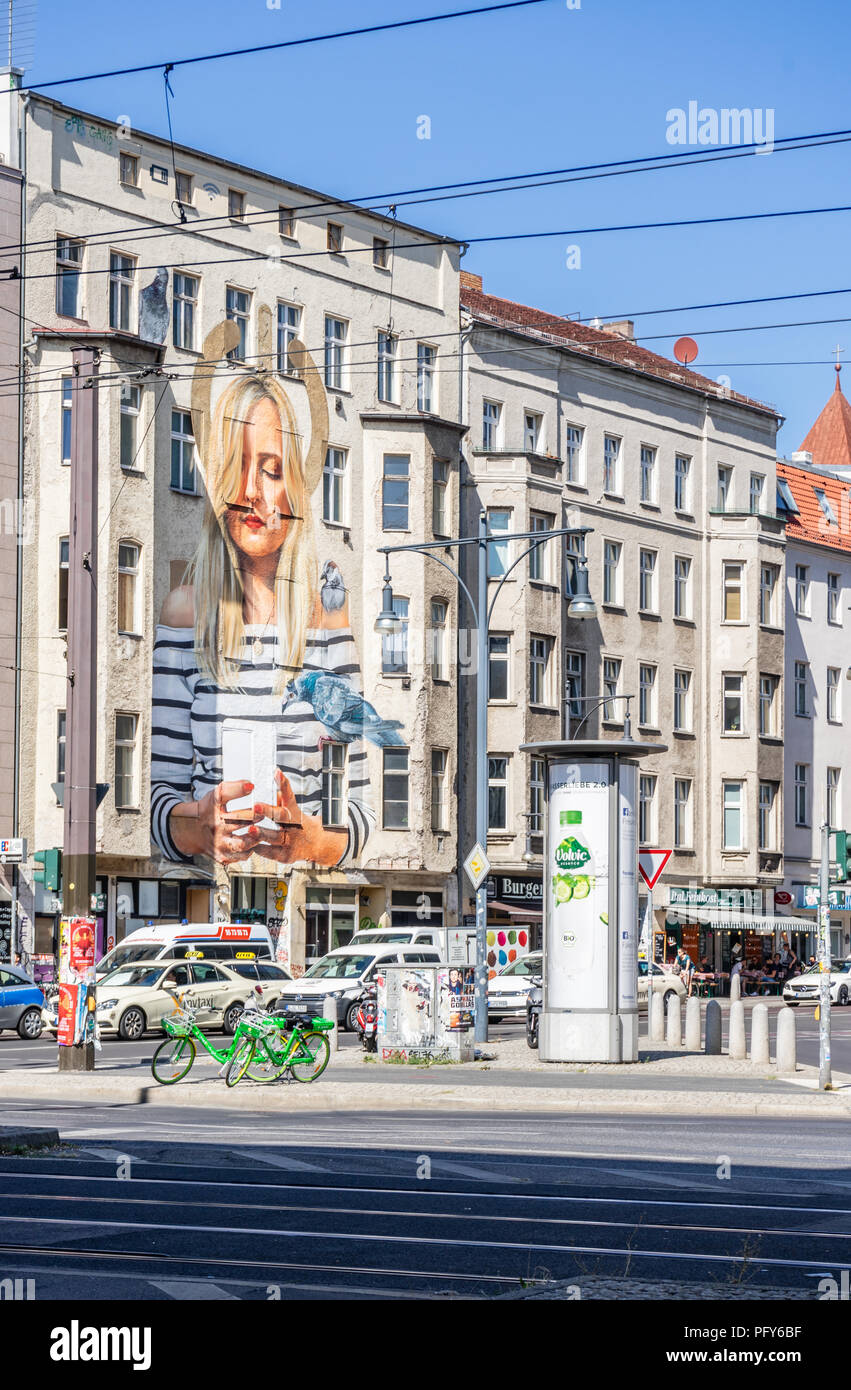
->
306 887 357 959
391 889 444 929
231 876 267 923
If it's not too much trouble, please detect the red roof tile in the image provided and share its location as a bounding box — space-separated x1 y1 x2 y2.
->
798 367 851 473
777 459 851 553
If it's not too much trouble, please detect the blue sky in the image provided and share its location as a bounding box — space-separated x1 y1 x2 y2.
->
22 0 851 449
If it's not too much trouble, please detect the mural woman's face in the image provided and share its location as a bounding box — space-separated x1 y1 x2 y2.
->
224 397 292 563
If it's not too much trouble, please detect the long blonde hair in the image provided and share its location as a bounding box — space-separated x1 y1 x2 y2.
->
190 374 317 693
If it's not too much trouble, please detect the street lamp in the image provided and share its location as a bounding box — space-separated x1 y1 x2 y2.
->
375 513 595 1043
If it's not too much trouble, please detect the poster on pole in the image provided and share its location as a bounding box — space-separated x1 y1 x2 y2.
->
58 916 98 1047
547 760 611 1011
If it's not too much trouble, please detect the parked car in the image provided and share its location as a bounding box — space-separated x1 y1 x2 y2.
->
275 945 443 1031
488 952 543 1020
0 964 45 1039
783 959 851 1007
91 958 285 1040
638 960 687 1011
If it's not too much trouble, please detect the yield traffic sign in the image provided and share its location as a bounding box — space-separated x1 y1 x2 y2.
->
463 843 491 891
637 849 671 891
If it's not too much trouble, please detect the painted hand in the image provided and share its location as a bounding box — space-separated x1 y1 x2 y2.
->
252 768 347 866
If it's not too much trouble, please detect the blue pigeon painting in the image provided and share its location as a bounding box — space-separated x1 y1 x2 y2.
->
138 267 169 344
287 671 404 747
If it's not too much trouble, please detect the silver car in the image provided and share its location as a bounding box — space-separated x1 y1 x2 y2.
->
0 964 45 1039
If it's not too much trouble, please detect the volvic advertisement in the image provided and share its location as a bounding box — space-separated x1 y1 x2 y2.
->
547 760 611 1011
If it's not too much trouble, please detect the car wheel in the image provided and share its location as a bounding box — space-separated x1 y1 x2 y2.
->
345 1000 360 1033
838 985 849 1007
222 1002 243 1036
526 1019 539 1051
117 1007 146 1041
17 1008 43 1040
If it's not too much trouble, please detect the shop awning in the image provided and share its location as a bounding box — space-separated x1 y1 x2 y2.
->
666 910 815 933
488 899 542 920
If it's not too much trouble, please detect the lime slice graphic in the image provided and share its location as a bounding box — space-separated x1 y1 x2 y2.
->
554 878 573 904
600 912 608 925
572 876 590 900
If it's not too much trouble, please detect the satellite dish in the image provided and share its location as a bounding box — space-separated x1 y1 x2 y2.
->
673 336 699 366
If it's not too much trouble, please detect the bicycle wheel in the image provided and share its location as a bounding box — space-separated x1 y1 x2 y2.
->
245 1035 290 1083
224 1036 256 1088
288 1031 330 1083
151 1035 196 1085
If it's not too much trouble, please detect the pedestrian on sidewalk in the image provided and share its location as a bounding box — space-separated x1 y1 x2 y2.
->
675 946 695 997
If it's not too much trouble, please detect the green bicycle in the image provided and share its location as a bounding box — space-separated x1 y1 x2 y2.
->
238 1008 334 1085
151 992 333 1087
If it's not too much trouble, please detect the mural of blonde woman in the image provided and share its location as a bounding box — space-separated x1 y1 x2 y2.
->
151 321 383 868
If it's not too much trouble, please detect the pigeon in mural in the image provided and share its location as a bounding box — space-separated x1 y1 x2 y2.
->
319 560 346 613
138 267 169 343
286 670 404 747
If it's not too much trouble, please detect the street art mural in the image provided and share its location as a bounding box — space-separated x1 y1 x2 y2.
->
150 314 395 871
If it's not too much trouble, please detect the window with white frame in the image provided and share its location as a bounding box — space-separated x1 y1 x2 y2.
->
377 331 397 403
673 668 692 732
524 411 543 453
278 205 295 238
760 563 778 625
758 782 777 850
432 458 449 536
794 661 809 716
639 663 657 726
373 236 389 269
749 473 764 514
674 778 692 848
381 597 409 674
565 424 584 484
173 272 198 351
603 657 621 720
603 539 622 605
794 564 809 616
61 378 73 464
417 343 435 412
487 509 511 578
673 555 691 618
324 316 347 389
529 512 554 582
431 749 448 832
488 634 510 701
56 237 84 318
56 710 66 786
487 756 509 831
723 673 744 733
828 572 841 624
326 221 343 254
529 636 553 706
120 384 141 470
674 454 691 511
794 764 809 826
382 454 409 529
482 399 502 451
117 542 141 634
639 548 657 612
716 464 733 511
430 600 448 681
321 743 346 828
827 666 841 722
565 650 585 719
109 252 135 331
640 445 656 502
276 302 301 374
226 286 251 361
722 781 744 850
382 748 409 829
827 767 840 827
639 775 657 845
228 189 245 221
170 410 196 493
176 171 193 206
322 447 348 524
603 434 622 494
815 488 838 526
530 756 545 833
723 562 743 621
564 531 584 597
119 151 138 186
58 537 69 630
758 674 778 736
114 713 139 809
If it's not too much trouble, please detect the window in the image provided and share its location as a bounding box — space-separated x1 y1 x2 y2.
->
758 782 777 851
488 634 510 701
228 189 245 221
324 316 347 390
56 236 83 317
529 512 554 582
722 781 743 850
373 236 389 269
225 287 251 361
603 657 621 720
173 272 198 351
278 205 294 238
431 750 448 832
432 458 449 536
109 252 135 331
759 675 778 736
417 343 435 412
377 331 397 403
114 714 139 810
564 531 584 597
639 775 657 845
430 600 448 681
639 548 657 612
58 537 69 630
119 384 140 470
815 488 837 526
529 637 553 706
565 650 585 719
382 454 409 529
674 454 691 511
674 778 692 848
749 473 764 514
760 564 778 625
827 667 841 722
565 424 584 484
321 743 346 828
673 555 691 618
176 171 193 206
487 756 509 831
276 302 301 374
794 765 809 827
776 478 800 515
639 663 657 726
61 378 73 464
828 572 841 624
117 542 141 634
827 767 840 827
723 674 744 733
716 465 732 511
723 562 743 621
530 756 545 833
318 446 348 525
524 411 542 453
487 509 511 578
170 410 196 493
603 540 622 605
56 710 66 785
382 749 409 829
640 445 656 502
794 564 809 616
119 152 138 187
326 221 343 254
603 434 621 494
482 400 501 451
673 669 692 732
794 661 809 716
381 596 409 674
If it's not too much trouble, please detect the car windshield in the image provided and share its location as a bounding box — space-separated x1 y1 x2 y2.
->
836 960 851 975
353 932 411 944
499 956 541 977
99 944 160 970
98 965 165 990
303 954 376 979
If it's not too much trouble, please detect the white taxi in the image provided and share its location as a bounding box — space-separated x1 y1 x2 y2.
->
95 958 290 1040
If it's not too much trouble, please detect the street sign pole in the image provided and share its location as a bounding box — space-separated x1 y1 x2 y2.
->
818 821 832 1089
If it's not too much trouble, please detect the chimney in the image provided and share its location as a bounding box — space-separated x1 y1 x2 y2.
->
790 451 813 465
603 319 635 340
460 270 483 292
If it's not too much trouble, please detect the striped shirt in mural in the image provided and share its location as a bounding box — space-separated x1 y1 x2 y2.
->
150 623 375 864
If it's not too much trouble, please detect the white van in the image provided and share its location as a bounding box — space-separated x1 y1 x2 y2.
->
96 922 274 979
350 925 475 961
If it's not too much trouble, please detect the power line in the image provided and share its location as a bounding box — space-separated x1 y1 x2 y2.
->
25 0 556 91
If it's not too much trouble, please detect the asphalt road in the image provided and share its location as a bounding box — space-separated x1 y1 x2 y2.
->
0 1107 848 1300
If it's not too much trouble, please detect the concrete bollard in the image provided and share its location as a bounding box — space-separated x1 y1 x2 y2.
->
730 973 741 1002
650 989 666 1042
728 999 746 1059
704 998 722 1054
750 1002 770 1065
324 995 339 1054
685 996 701 1051
776 1005 797 1073
666 993 682 1047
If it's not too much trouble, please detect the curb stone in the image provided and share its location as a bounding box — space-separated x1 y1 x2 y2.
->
0 1125 61 1151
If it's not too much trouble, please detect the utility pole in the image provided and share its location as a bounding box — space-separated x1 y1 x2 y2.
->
59 347 98 1073
818 820 832 1090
